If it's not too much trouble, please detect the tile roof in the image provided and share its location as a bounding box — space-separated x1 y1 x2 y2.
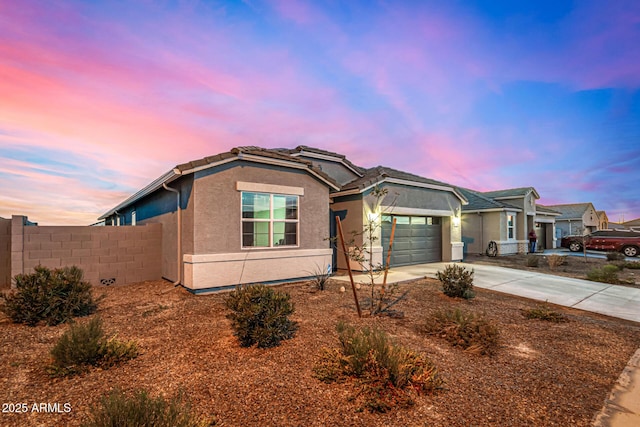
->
282 145 366 175
480 187 539 199
341 165 458 192
539 203 595 220
457 187 520 212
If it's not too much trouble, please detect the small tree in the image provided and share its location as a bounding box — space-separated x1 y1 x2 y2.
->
334 186 405 316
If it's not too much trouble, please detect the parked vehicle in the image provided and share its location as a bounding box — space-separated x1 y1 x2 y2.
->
560 230 640 257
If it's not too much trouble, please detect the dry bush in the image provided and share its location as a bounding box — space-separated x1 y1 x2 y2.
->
546 254 567 271
423 309 500 356
313 322 442 412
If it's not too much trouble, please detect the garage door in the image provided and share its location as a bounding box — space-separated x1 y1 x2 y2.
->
381 215 442 267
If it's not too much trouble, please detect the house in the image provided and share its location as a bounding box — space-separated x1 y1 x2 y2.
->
540 203 600 238
100 146 467 292
458 187 558 255
282 146 467 269
623 218 640 231
597 211 609 230
99 147 340 293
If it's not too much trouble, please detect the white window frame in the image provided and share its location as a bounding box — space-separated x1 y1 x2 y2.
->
507 213 516 240
131 210 136 226
241 192 299 249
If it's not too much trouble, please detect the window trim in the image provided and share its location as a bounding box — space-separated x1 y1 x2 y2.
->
241 191 300 249
507 213 516 240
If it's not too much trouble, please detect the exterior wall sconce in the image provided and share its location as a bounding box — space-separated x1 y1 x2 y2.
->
452 207 461 227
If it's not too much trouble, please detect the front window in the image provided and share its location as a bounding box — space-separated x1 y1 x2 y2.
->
242 192 298 248
507 214 515 239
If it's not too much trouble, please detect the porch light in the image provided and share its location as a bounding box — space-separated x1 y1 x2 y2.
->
452 207 461 227
367 212 380 222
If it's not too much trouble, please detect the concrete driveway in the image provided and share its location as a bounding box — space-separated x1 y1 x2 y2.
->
333 262 640 323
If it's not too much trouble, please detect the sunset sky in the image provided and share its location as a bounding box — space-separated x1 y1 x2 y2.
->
1 0 639 225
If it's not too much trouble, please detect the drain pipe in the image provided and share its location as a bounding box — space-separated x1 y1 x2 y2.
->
163 183 182 286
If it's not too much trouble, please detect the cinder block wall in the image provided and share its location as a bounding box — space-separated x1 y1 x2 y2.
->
6 217 162 287
0 217 10 288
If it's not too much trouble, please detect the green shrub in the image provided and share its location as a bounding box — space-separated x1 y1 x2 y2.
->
82 388 212 427
587 265 620 284
606 251 626 261
526 254 539 267
313 322 441 412
49 317 138 376
436 264 475 299
225 284 298 348
424 309 500 356
546 254 567 270
521 303 568 323
1 265 97 326
308 264 331 291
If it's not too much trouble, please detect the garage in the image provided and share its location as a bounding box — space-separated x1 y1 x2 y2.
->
381 215 442 267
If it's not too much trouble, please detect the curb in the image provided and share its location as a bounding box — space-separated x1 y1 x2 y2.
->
593 348 640 426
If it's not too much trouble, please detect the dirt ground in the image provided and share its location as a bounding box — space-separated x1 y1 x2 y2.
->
1 268 640 426
464 252 640 287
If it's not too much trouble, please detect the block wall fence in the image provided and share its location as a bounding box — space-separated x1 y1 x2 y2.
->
0 215 162 288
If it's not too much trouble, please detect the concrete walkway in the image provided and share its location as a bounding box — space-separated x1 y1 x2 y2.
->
332 262 640 426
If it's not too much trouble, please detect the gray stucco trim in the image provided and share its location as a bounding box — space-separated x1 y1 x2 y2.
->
332 177 467 204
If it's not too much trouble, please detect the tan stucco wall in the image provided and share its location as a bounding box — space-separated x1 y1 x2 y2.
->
192 163 330 254
331 197 364 270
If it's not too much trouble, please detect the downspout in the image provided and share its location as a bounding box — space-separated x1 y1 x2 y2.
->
163 183 182 286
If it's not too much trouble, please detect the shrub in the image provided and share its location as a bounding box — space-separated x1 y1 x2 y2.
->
436 264 475 299
525 254 539 267
1 265 97 326
82 388 212 427
424 309 500 356
547 254 567 270
308 264 331 291
625 261 640 269
521 303 568 323
225 284 298 348
49 316 138 376
587 265 620 284
606 251 626 261
313 322 441 412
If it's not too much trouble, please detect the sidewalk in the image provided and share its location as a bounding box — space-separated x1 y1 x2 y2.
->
332 262 640 426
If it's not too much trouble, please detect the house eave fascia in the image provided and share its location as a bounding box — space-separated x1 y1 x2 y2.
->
99 152 341 221
332 177 467 204
290 150 364 177
462 207 523 214
98 169 181 220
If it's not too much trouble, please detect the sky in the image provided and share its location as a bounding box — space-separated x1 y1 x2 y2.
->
1 0 639 225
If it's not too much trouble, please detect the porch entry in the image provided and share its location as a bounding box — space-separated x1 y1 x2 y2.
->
381 215 442 267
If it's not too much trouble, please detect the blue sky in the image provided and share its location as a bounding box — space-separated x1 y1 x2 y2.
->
1 0 638 224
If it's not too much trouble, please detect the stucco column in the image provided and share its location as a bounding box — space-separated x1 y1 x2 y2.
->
10 215 26 287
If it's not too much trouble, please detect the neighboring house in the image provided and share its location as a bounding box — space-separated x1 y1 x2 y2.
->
99 146 467 292
597 211 609 230
458 187 557 255
540 203 600 237
623 218 640 231
99 147 340 293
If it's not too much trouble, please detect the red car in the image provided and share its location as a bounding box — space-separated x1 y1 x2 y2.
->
561 230 640 257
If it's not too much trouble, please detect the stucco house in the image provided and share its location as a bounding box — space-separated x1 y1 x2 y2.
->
100 147 340 293
597 211 609 230
540 203 600 238
458 187 559 255
100 146 467 292
283 146 467 269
